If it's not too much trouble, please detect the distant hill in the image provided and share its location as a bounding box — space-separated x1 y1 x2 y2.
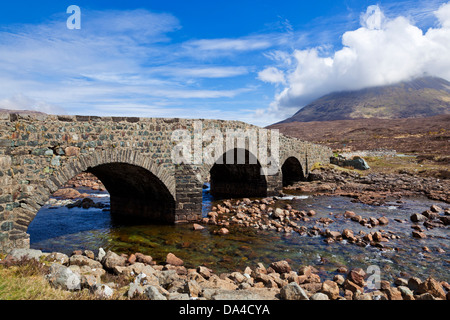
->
277 76 450 123
0 108 46 115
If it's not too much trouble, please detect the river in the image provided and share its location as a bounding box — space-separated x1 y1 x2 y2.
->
28 186 449 283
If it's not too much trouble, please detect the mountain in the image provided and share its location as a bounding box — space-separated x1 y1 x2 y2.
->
0 108 46 115
277 76 450 123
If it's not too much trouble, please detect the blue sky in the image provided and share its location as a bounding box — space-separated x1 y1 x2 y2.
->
0 0 449 126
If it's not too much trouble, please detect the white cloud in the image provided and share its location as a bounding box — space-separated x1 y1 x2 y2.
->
184 37 272 52
0 9 254 116
361 5 385 30
263 2 450 110
257 67 285 84
0 94 65 114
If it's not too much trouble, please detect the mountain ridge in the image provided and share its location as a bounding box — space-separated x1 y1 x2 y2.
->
277 76 450 124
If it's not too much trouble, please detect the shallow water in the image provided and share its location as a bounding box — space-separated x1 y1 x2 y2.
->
28 186 449 283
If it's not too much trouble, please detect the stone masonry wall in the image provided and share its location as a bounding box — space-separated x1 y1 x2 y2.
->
0 112 332 253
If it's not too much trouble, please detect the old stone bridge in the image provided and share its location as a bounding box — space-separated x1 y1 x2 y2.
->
0 112 332 252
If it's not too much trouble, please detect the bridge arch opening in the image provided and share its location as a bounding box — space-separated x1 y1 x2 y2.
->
281 157 306 187
209 148 267 199
86 162 176 224
27 161 176 248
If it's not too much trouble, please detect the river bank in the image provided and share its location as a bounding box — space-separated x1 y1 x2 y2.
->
1 247 448 300
286 165 450 205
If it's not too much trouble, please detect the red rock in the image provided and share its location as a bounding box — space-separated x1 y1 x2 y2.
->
430 205 442 213
342 229 354 239
348 268 366 287
408 277 422 292
218 228 229 235
269 260 292 274
412 231 427 239
65 146 80 157
336 266 348 274
383 287 403 300
343 279 363 294
127 253 136 264
373 231 383 242
344 211 356 218
418 277 446 299
166 253 184 266
135 252 153 265
378 216 389 225
307 210 316 216
193 223 205 231
410 213 426 222
321 280 340 300
53 188 84 199
351 215 362 222
197 266 212 279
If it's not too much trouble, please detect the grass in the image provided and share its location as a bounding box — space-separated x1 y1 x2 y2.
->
0 257 126 300
364 155 449 178
313 155 449 179
0 261 85 300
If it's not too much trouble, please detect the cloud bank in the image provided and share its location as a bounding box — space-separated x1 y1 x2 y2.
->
261 2 450 111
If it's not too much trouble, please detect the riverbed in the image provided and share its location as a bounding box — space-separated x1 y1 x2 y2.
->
28 187 449 283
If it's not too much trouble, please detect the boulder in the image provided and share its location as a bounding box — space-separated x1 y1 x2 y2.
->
418 277 446 299
102 250 127 270
321 280 340 300
280 282 309 300
197 266 212 279
412 231 427 239
347 268 366 287
69 255 103 269
210 289 277 300
310 292 330 300
182 279 202 297
166 253 184 266
135 252 153 265
128 282 145 299
97 248 106 262
383 287 403 300
193 224 205 231
430 205 442 213
378 216 389 225
144 286 167 300
7 248 43 261
398 286 414 299
45 252 69 265
45 263 81 291
94 284 114 299
218 228 229 235
408 277 422 292
158 270 178 288
343 279 363 294
269 260 292 274
410 213 426 223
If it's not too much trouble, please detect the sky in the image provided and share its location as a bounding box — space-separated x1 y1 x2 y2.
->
0 0 449 127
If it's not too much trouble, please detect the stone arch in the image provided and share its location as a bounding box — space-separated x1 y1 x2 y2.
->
209 148 268 199
281 156 306 187
13 150 177 248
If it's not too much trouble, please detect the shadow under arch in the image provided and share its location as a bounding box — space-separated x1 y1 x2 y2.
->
209 148 267 199
281 156 306 187
32 150 177 227
86 162 176 224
